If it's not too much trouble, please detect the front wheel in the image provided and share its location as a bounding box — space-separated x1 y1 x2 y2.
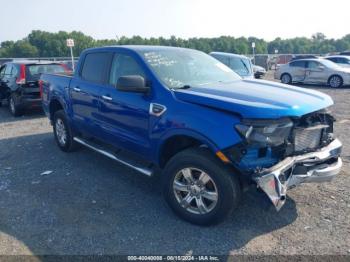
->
329 75 343 88
163 147 241 226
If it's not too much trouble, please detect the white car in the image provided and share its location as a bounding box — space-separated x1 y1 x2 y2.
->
325 56 350 68
274 58 350 88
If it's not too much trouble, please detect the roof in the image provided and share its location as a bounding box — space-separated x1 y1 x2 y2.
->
325 55 350 59
84 45 194 53
209 51 249 59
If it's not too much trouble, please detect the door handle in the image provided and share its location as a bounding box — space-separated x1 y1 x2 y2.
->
102 95 112 101
73 87 81 92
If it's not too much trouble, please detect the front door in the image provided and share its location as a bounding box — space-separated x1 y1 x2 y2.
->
304 61 327 84
98 52 152 158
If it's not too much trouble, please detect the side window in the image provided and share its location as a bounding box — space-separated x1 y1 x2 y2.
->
4 65 12 76
11 65 18 77
339 58 347 64
307 61 320 69
212 55 229 66
327 58 337 63
290 61 306 68
81 52 111 83
109 54 145 85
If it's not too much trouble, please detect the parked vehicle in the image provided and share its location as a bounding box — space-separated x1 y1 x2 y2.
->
209 52 253 78
339 51 350 56
0 61 69 116
275 58 350 88
252 64 266 79
41 46 342 225
325 56 350 68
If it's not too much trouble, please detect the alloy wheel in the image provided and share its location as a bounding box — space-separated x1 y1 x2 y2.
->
173 167 218 215
55 118 67 146
329 76 342 88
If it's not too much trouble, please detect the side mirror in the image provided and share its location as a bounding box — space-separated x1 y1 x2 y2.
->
116 75 149 93
318 65 325 70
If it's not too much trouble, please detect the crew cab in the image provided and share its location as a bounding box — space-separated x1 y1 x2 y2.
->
41 46 342 225
0 61 69 116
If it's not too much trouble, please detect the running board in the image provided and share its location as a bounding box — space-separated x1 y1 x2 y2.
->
73 137 153 177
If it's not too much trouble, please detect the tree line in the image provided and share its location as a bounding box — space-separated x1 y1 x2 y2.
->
1 30 350 58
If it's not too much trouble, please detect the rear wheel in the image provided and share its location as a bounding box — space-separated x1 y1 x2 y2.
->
281 73 292 84
163 147 241 225
53 110 78 152
329 75 343 88
8 94 24 117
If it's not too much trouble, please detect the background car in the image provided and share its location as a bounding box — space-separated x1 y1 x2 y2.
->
0 61 69 116
252 64 266 78
274 58 350 88
325 56 350 67
209 52 254 78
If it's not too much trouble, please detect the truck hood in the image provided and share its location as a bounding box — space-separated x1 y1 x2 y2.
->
173 79 333 118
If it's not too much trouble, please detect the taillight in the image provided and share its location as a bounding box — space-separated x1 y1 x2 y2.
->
39 80 43 98
16 64 26 84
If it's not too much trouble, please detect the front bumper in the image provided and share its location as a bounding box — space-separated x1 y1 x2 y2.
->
253 139 342 210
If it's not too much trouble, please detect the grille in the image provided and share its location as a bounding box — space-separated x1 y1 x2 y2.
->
293 127 322 152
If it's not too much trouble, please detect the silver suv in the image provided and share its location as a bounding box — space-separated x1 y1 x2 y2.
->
274 58 350 88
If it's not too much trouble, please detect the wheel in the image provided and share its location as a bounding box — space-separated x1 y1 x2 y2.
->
329 75 343 88
163 147 241 226
53 110 78 152
8 94 24 117
281 73 292 84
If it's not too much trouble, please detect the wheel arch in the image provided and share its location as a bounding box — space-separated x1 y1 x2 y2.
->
49 97 65 121
157 131 219 168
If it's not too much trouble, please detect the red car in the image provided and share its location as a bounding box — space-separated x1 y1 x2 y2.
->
0 61 69 116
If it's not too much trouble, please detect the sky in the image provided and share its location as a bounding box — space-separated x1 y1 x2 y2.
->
0 0 349 42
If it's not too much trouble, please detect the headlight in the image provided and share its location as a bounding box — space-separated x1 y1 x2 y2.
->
235 118 293 146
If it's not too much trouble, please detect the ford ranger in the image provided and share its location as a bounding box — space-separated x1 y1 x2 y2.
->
41 46 343 225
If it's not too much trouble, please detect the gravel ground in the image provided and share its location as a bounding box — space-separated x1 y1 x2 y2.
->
0 74 349 256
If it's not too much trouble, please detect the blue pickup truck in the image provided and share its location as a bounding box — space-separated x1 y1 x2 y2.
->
41 46 342 225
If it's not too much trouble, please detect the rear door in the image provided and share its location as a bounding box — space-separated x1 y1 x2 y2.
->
289 60 307 82
98 52 152 157
70 52 113 137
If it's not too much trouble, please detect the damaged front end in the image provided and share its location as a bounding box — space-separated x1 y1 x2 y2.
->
226 110 343 210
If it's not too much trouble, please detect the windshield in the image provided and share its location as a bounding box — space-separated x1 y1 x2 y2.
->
229 57 252 76
320 59 341 69
139 49 241 88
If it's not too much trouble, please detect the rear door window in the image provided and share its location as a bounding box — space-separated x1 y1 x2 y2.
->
81 52 111 83
290 61 306 68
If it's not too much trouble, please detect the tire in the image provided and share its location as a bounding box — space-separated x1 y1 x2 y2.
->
328 75 343 88
53 110 78 152
281 73 292 84
163 147 241 226
8 94 24 117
